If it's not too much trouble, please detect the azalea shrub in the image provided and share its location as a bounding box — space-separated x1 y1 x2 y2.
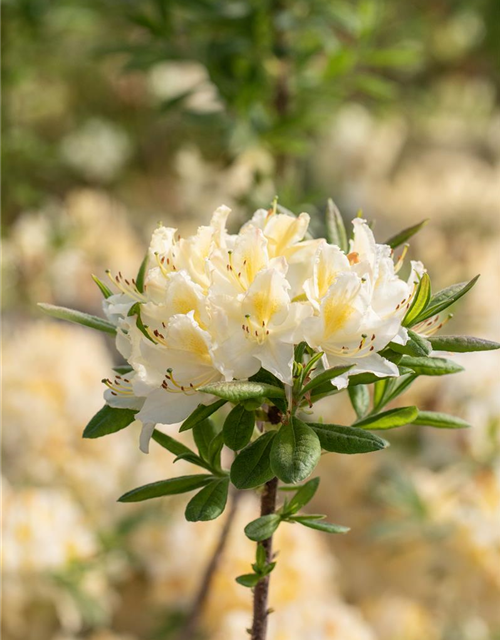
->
40 200 499 639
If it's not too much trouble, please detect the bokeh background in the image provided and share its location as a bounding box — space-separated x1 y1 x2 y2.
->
3 1 500 639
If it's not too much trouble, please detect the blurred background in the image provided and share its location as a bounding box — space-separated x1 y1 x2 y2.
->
2 1 500 639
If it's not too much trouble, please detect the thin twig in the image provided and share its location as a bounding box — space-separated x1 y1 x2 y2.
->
177 489 241 640
250 477 278 640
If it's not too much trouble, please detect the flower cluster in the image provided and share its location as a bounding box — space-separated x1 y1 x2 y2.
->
102 205 422 451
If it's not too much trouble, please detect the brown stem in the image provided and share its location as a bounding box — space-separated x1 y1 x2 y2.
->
251 477 278 640
177 489 241 640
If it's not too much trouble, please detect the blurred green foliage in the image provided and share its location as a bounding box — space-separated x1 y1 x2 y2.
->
2 0 499 223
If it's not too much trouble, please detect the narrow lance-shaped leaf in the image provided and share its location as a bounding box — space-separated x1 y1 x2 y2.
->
230 431 277 490
199 380 285 403
385 218 428 249
38 303 116 335
412 275 480 324
325 198 348 252
185 477 229 522
403 272 431 327
180 399 226 432
83 405 137 439
308 423 389 453
285 477 320 514
92 274 113 298
427 335 500 353
300 364 354 398
151 429 194 457
270 418 321 484
118 475 214 503
135 253 148 293
355 406 419 430
413 411 471 430
399 355 463 376
291 516 350 534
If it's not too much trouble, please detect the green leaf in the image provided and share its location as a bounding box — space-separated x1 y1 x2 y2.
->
113 365 133 375
38 303 116 334
152 429 194 457
325 198 348 252
223 404 256 451
193 418 219 462
244 514 282 541
83 405 137 439
308 423 389 453
248 369 286 412
179 399 227 432
403 273 431 327
230 431 277 490
198 381 285 403
118 475 214 502
185 478 229 522
286 477 320 514
92 274 113 298
292 516 350 534
355 406 419 430
135 253 148 293
172 452 213 473
427 335 500 353
300 364 354 397
385 219 428 249
348 384 370 419
270 418 321 484
413 275 480 324
236 573 261 588
207 431 225 471
390 330 432 357
413 411 471 430
372 374 418 412
399 355 464 376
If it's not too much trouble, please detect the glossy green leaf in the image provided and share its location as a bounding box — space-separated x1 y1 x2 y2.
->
385 219 428 249
179 399 227 432
92 274 113 298
198 381 285 403
193 418 219 462
355 406 419 430
413 275 479 324
292 516 350 534
403 273 431 327
390 330 432 357
152 429 195 457
185 478 229 522
223 404 255 451
236 573 261 588
286 477 320 514
230 431 277 490
301 364 354 397
348 384 370 419
118 474 214 502
83 405 137 439
38 303 116 334
244 513 282 541
135 253 148 293
428 335 500 353
325 198 348 252
399 355 464 376
270 418 321 484
413 411 471 430
308 423 389 453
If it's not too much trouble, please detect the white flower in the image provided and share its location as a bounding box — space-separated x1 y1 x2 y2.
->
211 261 311 384
134 311 222 430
